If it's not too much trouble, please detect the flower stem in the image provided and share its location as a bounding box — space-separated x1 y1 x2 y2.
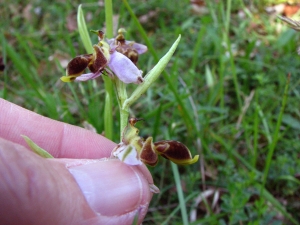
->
114 79 128 140
103 0 114 140
103 76 114 140
105 0 129 140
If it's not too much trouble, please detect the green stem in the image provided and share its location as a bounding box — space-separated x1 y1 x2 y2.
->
115 79 128 140
103 0 114 140
105 0 129 140
103 76 114 140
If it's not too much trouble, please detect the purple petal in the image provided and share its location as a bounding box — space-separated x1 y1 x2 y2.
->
108 51 144 84
125 41 148 54
74 71 102 82
107 38 148 55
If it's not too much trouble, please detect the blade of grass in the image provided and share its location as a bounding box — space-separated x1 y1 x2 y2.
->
161 192 198 225
4 40 42 92
171 162 189 225
252 93 260 167
165 131 189 225
15 33 39 67
257 104 272 144
261 74 290 187
22 135 54 158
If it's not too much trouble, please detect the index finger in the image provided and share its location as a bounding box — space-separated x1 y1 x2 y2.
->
0 98 116 158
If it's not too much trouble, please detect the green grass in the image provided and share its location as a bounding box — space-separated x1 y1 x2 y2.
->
2 0 300 224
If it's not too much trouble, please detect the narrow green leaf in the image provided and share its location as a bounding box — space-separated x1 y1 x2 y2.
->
262 75 290 187
77 4 93 53
22 135 54 158
171 162 189 225
123 35 181 109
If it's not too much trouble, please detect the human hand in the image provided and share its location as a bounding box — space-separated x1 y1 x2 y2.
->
0 98 154 225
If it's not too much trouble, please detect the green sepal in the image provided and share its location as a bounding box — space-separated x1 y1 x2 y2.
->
60 75 77 82
22 135 54 158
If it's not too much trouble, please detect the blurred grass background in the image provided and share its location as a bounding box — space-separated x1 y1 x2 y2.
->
1 0 300 224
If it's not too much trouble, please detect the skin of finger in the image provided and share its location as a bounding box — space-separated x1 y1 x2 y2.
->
0 98 116 158
0 98 153 187
0 138 153 225
0 138 97 225
66 158 153 225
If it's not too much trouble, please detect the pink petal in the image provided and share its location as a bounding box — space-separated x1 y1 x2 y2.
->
107 38 148 55
74 71 102 82
125 41 148 54
108 51 144 84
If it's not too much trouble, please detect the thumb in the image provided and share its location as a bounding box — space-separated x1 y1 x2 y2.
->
0 138 153 225
67 158 154 225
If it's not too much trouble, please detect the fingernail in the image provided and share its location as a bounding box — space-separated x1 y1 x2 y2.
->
68 159 151 216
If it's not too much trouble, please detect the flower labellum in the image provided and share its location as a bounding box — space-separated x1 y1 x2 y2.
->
154 140 199 165
60 31 110 82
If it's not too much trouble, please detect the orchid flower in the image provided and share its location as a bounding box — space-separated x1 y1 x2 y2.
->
60 30 147 84
107 28 148 65
112 118 199 166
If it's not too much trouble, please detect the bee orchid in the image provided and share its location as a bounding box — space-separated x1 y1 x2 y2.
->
107 28 148 65
60 29 147 84
112 118 199 166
